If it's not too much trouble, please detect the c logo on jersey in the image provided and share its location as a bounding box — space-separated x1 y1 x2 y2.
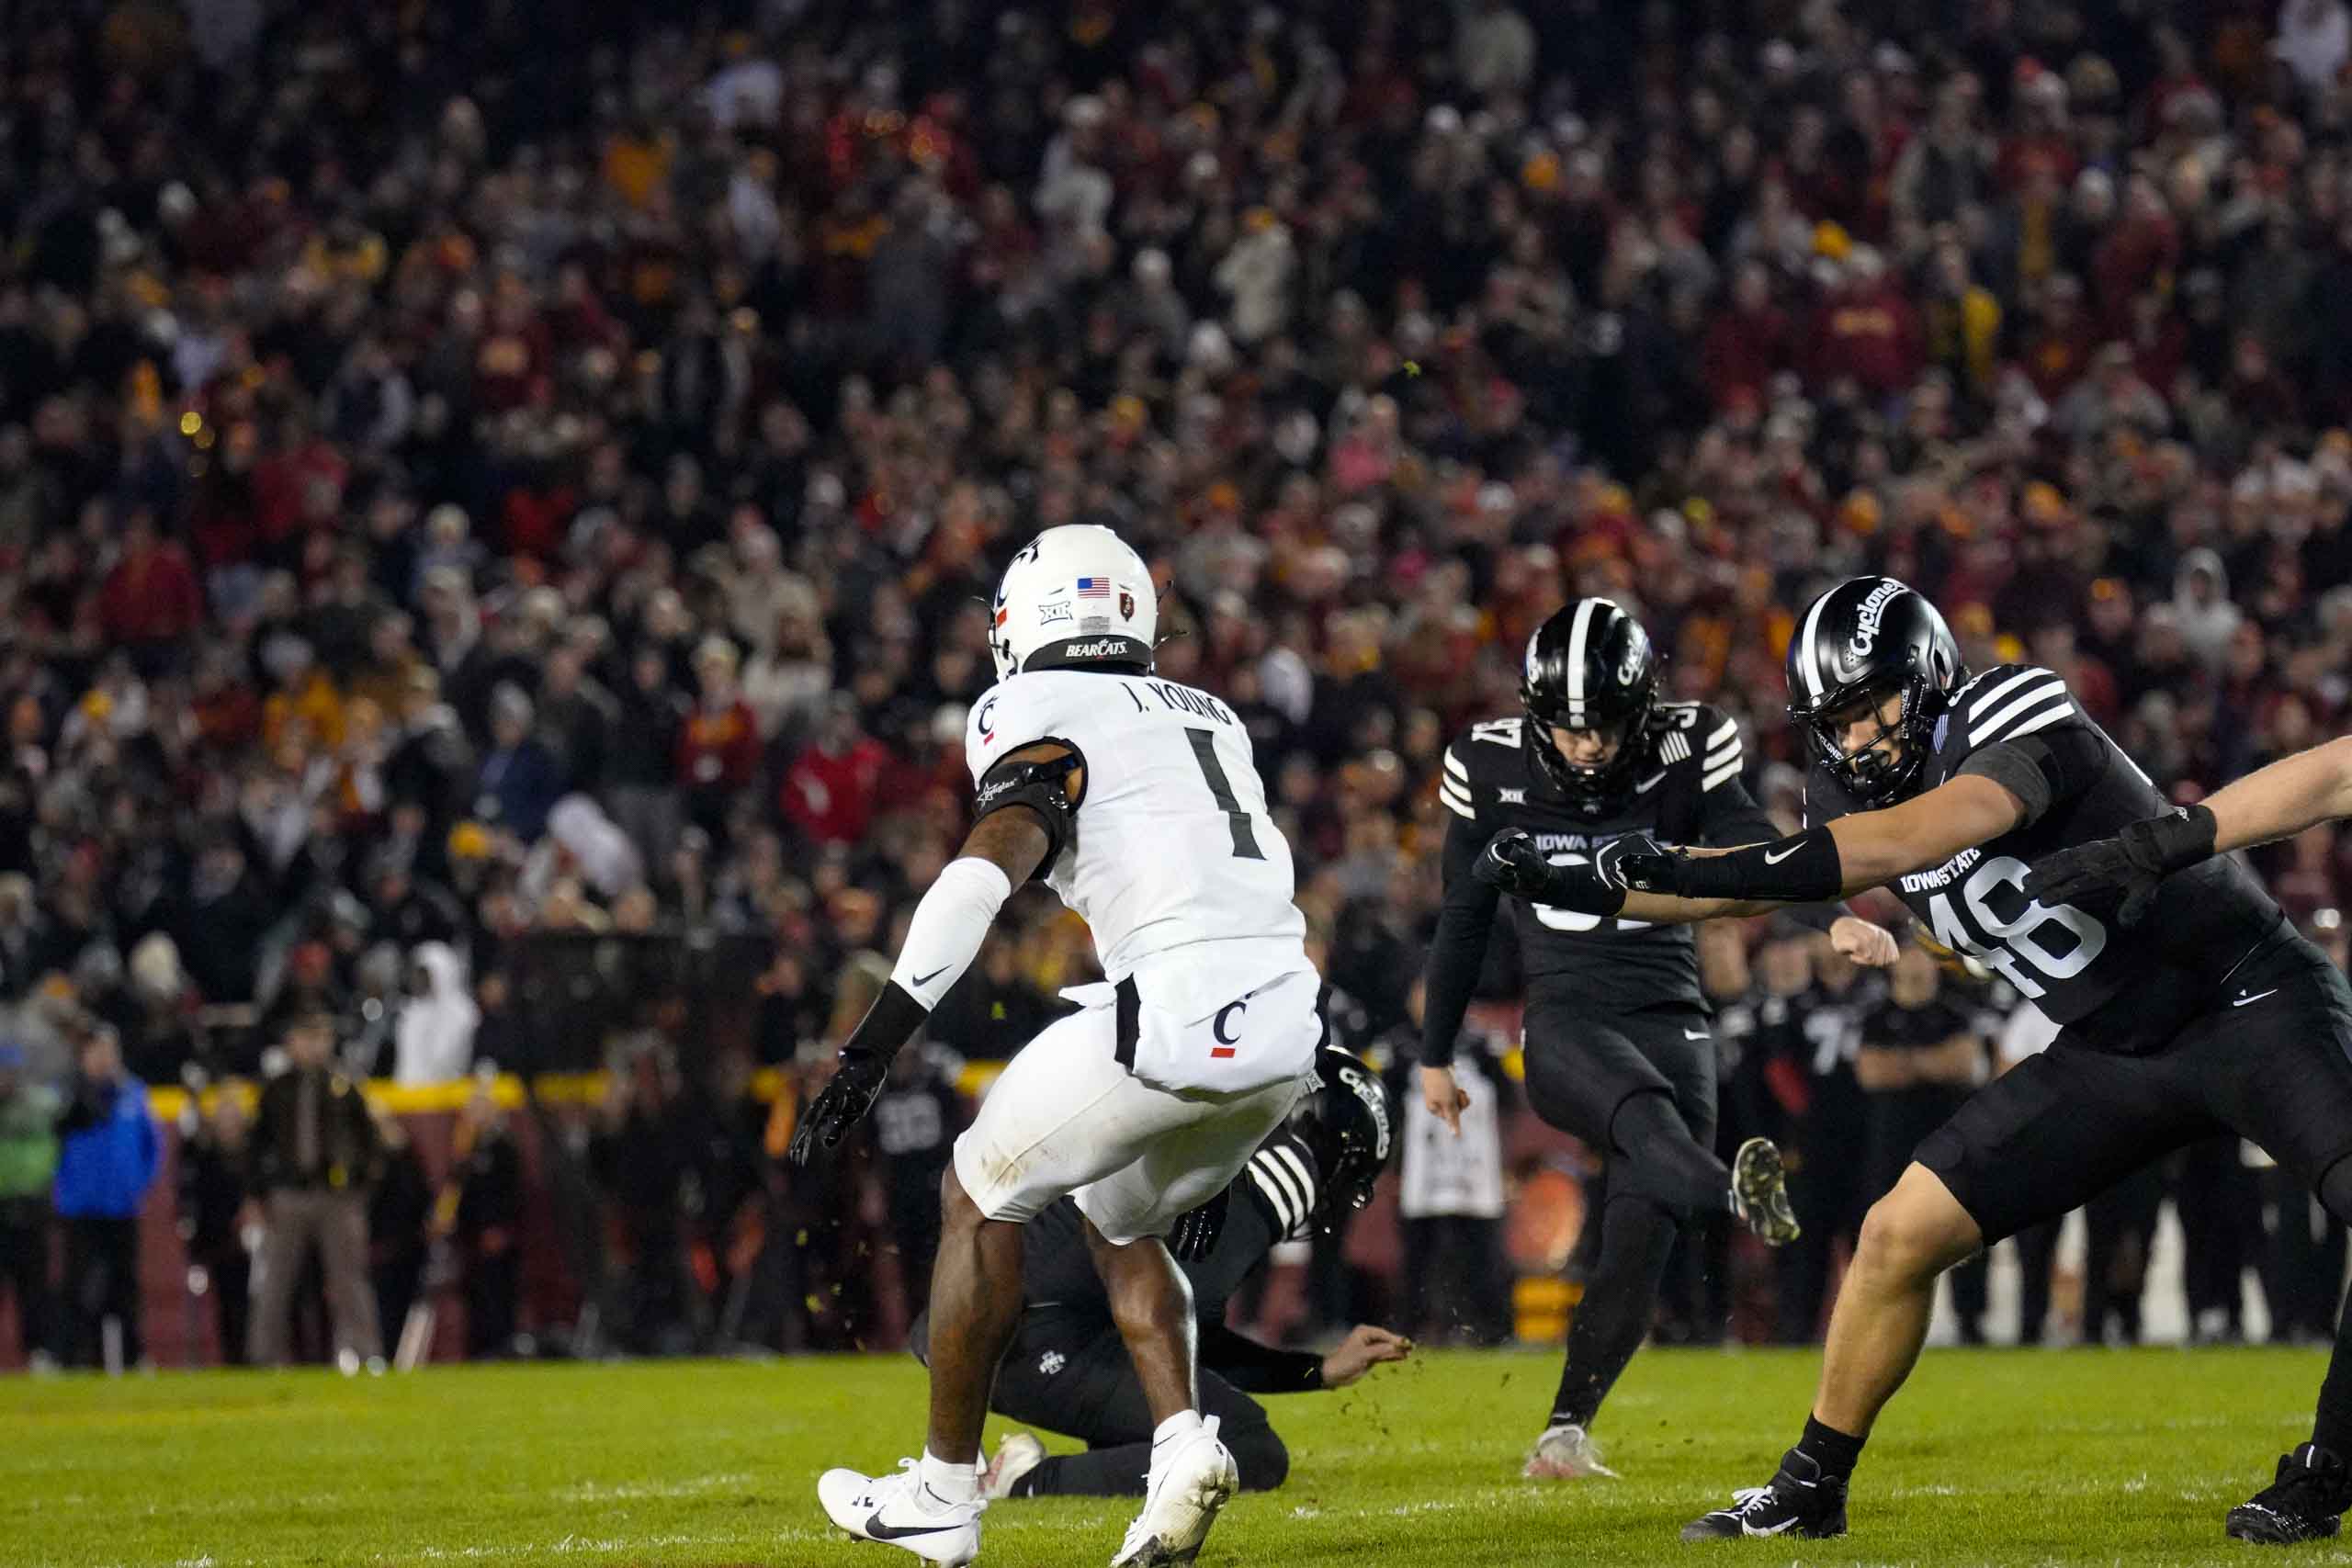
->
977 695 998 744
1211 997 1248 1058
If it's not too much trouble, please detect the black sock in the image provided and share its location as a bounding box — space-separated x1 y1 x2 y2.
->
1796 1415 1866 1483
1550 1193 1679 1428
1608 1090 1734 1221
2309 1157 2352 1457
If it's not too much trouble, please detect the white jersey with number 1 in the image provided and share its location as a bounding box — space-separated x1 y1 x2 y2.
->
966 668 1310 1033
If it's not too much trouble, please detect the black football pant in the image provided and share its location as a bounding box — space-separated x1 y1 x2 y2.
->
1521 1002 1723 1429
1912 927 2352 1453
918 1307 1290 1495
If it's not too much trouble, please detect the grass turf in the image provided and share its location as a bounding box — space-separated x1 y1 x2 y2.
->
3 1346 2345 1567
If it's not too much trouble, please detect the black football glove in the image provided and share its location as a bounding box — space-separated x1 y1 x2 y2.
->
2026 804 2216 929
787 1046 890 1165
1594 832 1675 894
1473 829 1626 916
1167 1184 1230 1262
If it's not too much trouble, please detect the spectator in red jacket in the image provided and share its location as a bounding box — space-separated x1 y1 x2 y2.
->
251 410 349 559
781 695 891 847
1702 260 1795 412
675 636 761 840
96 508 203 672
1807 248 1923 400
2090 173 2180 335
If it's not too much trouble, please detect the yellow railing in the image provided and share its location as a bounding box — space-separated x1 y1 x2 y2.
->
146 1060 1012 1121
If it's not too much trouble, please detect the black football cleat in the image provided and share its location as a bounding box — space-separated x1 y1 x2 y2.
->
1682 1450 1848 1542
2227 1444 2352 1545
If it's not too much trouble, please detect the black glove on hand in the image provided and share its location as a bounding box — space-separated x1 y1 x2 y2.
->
1473 829 1626 917
1595 832 1673 893
787 1046 891 1165
1168 1184 1230 1262
2027 804 2216 928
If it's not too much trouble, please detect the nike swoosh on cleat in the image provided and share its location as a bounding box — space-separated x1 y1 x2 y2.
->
1763 844 1803 864
1743 1517 1802 1538
1684 1028 1709 1041
2234 988 2278 1008
865 1514 966 1541
912 965 952 988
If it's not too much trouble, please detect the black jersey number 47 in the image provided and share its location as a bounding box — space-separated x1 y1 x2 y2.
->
1916 851 2108 1002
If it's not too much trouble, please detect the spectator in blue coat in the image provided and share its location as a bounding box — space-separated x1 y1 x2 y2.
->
472 684 563 843
54 1027 161 1368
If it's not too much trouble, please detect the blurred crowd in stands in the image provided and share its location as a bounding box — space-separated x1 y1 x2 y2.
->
4 0 2352 1362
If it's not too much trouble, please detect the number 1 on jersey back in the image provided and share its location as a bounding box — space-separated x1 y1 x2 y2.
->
1185 728 1266 861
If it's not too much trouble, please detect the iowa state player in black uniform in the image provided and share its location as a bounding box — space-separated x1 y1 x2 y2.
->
1417 597 1898 1481
1481 575 2352 1546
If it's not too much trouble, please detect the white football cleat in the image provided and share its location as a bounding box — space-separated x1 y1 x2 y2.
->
980 1431 1046 1501
1111 1416 1238 1568
817 1459 984 1566
1522 1422 1620 1480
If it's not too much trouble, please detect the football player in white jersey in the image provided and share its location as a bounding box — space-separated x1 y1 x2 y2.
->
791 524 1323 1568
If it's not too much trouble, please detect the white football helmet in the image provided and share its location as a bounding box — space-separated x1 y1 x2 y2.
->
988 525 1158 682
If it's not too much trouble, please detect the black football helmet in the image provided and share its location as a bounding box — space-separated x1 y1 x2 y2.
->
1784 575 1966 806
1289 1044 1393 1229
1521 597 1660 816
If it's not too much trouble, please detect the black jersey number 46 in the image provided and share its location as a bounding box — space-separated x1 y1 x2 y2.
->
1920 852 2108 1001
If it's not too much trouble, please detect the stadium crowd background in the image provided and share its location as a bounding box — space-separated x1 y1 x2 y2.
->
5 0 2352 1367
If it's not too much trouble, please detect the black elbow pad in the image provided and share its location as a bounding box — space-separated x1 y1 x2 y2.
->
973 743 1086 878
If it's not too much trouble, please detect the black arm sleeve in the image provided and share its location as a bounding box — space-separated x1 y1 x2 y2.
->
1696 774 1848 933
1419 808 1501 1069
1198 1322 1325 1393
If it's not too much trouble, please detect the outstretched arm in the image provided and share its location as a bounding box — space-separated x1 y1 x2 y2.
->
1697 773 1900 965
2028 736 2352 925
2199 737 2352 853
1483 775 2026 928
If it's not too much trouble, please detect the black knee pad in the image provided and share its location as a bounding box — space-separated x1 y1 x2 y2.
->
1227 1427 1289 1491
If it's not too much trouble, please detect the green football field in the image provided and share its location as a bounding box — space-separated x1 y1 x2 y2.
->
6 1346 2346 1567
